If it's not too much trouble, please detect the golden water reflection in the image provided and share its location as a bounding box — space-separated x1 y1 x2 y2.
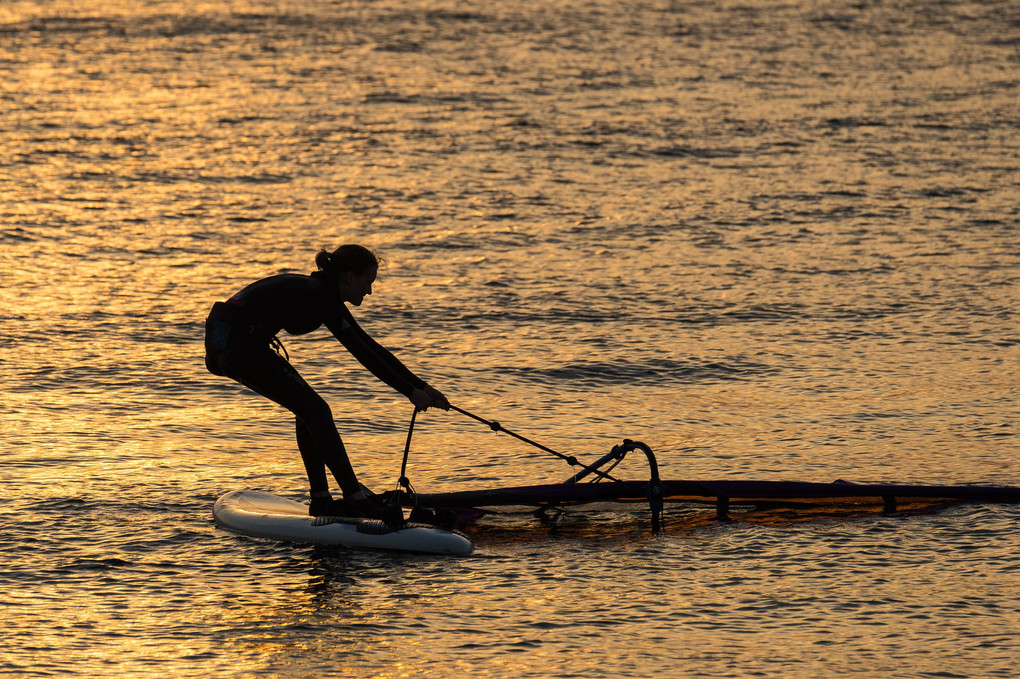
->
3 0 1019 676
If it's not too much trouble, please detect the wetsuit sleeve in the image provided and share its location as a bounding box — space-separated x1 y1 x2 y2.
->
325 308 428 397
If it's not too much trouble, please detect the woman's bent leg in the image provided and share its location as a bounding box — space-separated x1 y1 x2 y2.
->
296 418 332 496
225 352 360 496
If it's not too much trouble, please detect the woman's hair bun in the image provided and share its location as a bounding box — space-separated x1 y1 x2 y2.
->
316 244 381 276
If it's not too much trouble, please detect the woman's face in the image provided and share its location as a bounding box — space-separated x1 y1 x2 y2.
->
339 267 376 306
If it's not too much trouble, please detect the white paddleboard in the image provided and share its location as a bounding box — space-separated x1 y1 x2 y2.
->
213 490 473 555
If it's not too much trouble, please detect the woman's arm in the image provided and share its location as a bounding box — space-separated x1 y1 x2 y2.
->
325 305 429 397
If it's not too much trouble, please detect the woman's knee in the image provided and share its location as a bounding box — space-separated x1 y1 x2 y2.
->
298 395 334 427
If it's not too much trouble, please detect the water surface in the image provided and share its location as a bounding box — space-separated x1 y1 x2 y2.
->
2 0 1018 676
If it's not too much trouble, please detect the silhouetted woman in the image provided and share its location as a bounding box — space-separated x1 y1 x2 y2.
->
204 244 448 518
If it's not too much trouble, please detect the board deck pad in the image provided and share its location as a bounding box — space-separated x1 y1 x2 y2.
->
213 490 473 555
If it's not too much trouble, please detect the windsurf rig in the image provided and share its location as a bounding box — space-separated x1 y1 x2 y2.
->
382 404 1020 533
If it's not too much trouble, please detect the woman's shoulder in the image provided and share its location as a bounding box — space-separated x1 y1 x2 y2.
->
230 272 319 302
260 272 324 293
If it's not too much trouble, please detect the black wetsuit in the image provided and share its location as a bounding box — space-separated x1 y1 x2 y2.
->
204 272 427 496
